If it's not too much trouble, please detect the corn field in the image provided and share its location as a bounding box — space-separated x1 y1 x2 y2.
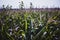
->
0 9 60 40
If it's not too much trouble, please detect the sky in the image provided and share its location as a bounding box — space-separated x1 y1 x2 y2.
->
0 0 60 8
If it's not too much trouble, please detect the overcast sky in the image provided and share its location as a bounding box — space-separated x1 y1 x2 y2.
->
0 0 60 8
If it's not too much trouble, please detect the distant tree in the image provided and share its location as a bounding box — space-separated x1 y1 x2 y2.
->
6 5 10 9
30 2 33 12
19 1 24 10
2 5 5 9
10 5 12 9
30 2 33 9
2 5 6 13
